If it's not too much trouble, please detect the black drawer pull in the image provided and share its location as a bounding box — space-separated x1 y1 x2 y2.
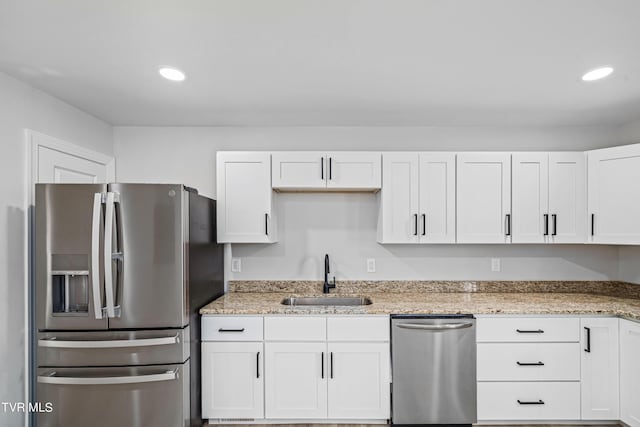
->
518 399 545 405
516 329 544 334
218 328 245 333
543 214 549 236
256 352 260 378
516 361 545 366
584 326 591 353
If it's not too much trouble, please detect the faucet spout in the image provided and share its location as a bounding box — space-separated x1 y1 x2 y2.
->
323 254 336 294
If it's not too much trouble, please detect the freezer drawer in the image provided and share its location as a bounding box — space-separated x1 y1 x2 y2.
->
37 363 189 427
38 328 189 367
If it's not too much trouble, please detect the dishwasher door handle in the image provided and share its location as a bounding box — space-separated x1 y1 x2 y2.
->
396 322 474 331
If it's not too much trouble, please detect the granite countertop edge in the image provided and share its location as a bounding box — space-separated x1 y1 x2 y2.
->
199 291 640 322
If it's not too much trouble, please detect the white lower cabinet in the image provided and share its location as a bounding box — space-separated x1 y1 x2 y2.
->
477 316 581 422
327 342 390 419
264 342 328 419
201 342 264 419
580 317 619 420
478 381 580 420
620 319 640 427
204 315 391 422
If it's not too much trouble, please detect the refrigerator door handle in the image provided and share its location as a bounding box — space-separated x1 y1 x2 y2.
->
37 369 178 385
91 193 104 320
103 192 119 318
38 334 179 348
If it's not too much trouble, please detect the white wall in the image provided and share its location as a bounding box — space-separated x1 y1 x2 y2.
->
617 117 640 284
114 125 623 199
0 71 113 426
115 125 622 282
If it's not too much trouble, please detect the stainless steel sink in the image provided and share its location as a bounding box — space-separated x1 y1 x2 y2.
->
280 296 372 306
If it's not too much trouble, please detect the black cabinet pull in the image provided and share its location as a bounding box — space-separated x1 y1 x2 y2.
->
505 214 511 236
265 213 268 235
543 214 549 236
257 352 260 378
413 214 418 236
516 329 544 334
329 157 332 180
321 157 324 180
591 213 595 236
330 352 334 379
585 326 591 353
218 328 245 333
321 352 324 378
422 213 426 236
516 361 545 366
517 399 544 405
552 214 557 236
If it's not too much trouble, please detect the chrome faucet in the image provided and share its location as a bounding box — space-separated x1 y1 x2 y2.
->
323 254 336 294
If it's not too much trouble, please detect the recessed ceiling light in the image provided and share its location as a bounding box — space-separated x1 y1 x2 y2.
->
158 67 186 82
581 66 613 82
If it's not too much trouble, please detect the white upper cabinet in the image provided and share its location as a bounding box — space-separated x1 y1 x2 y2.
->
271 152 326 190
271 152 381 191
511 152 586 244
548 153 587 243
378 153 419 243
217 152 277 243
512 153 549 243
457 153 511 243
588 143 640 244
418 153 456 243
378 153 455 243
326 152 381 190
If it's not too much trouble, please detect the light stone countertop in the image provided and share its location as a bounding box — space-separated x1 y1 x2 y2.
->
200 291 640 321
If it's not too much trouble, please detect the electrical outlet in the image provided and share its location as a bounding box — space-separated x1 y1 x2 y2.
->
231 258 242 273
366 258 376 273
491 258 501 272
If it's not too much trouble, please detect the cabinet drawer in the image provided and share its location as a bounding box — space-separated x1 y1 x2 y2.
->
477 381 580 420
327 316 389 341
477 317 579 342
477 342 580 381
264 316 326 341
201 316 263 341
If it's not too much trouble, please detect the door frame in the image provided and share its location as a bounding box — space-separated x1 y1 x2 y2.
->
24 130 115 426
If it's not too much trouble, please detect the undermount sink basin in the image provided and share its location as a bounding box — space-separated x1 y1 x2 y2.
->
280 296 372 306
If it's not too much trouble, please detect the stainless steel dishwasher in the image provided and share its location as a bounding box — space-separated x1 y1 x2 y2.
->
391 315 477 426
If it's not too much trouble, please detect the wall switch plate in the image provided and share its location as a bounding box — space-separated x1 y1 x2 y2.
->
366 258 376 273
491 258 501 272
231 258 242 273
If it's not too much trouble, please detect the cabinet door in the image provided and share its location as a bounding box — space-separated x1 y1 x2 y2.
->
201 342 264 419
549 153 587 243
271 152 326 190
377 153 419 243
588 143 640 244
216 152 276 243
580 318 619 420
327 342 390 419
457 153 512 243
265 342 327 419
511 153 549 244
326 152 381 190
418 153 456 243
620 319 640 427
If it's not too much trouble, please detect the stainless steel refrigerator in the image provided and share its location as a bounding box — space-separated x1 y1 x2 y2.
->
35 183 224 427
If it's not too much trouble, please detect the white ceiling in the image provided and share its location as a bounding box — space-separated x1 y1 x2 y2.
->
1 0 640 126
